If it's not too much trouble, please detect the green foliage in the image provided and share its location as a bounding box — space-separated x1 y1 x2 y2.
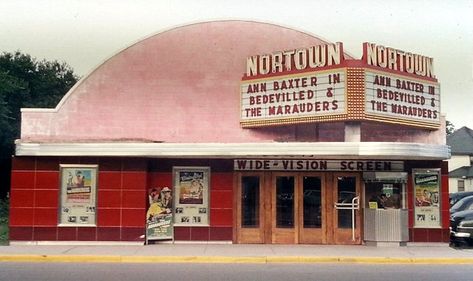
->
0 51 79 157
0 198 8 244
0 198 7 221
446 120 455 136
0 51 79 199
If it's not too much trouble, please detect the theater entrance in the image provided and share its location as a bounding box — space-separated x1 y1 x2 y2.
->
235 172 362 244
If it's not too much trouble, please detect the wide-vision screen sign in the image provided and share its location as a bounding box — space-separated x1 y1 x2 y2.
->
365 71 440 127
234 159 404 172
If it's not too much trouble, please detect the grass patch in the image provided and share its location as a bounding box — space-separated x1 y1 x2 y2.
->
0 198 8 245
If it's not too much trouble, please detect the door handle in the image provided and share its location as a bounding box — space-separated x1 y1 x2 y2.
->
333 196 360 210
334 196 360 242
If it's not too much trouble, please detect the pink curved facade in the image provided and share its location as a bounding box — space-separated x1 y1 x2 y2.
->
20 20 444 144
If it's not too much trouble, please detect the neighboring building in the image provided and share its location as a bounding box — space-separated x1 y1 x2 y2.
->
447 127 473 193
10 21 450 245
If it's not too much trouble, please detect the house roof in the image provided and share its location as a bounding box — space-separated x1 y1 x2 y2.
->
447 126 473 155
449 165 473 178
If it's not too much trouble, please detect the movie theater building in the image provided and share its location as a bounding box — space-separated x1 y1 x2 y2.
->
9 21 450 245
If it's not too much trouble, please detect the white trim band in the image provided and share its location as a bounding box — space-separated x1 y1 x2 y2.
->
14 141 450 160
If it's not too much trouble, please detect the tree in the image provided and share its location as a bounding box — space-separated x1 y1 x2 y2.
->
446 120 455 136
0 51 79 197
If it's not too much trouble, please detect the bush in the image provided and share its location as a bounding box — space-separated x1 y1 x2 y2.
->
0 197 7 219
0 198 8 244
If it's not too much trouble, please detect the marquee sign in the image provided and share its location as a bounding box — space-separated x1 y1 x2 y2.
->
365 70 440 127
240 42 441 129
240 70 347 126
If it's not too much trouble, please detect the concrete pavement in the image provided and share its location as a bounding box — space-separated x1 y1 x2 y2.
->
1 243 473 264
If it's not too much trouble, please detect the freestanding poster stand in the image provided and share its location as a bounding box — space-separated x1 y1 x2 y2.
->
145 214 174 244
145 186 175 244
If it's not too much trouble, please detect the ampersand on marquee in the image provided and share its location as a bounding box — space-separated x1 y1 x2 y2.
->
326 87 333 97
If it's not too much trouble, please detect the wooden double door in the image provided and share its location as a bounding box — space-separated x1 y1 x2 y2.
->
235 172 362 244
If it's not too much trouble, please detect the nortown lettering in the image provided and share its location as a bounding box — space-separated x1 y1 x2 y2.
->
245 43 343 77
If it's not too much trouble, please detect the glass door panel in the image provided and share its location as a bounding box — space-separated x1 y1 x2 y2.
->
236 173 264 244
332 173 361 245
276 176 295 228
241 176 260 228
298 174 325 244
336 176 357 229
303 176 322 228
272 174 298 244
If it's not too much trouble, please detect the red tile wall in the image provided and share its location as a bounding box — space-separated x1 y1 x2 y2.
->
440 174 450 228
99 172 122 189
10 171 35 189
97 227 121 241
172 227 233 241
210 227 233 240
121 227 145 241
34 227 57 240
97 209 121 226
10 156 147 242
147 172 172 189
10 190 34 208
97 190 121 208
96 159 147 241
209 172 233 230
58 227 77 241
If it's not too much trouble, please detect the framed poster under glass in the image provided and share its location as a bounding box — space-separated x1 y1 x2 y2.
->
58 164 98 226
413 169 441 228
172 167 210 226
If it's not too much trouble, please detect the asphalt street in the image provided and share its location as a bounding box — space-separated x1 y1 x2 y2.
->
1 262 472 281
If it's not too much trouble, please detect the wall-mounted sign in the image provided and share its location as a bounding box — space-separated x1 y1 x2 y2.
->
365 70 440 127
173 167 210 226
240 42 440 130
234 159 404 172
413 169 441 228
240 69 346 127
59 164 97 226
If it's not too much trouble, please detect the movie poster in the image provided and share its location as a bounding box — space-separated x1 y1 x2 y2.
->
59 165 97 226
413 169 441 228
146 187 173 242
173 167 210 226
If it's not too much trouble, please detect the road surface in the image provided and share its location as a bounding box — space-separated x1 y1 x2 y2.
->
1 262 472 281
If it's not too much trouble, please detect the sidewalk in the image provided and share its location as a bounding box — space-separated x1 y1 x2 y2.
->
1 243 473 264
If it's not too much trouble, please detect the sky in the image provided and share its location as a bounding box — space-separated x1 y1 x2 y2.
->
1 0 472 129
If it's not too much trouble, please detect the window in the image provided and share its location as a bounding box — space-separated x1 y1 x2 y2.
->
458 180 465 192
365 182 404 209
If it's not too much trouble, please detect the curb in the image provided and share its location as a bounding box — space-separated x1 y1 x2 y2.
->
1 255 473 264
